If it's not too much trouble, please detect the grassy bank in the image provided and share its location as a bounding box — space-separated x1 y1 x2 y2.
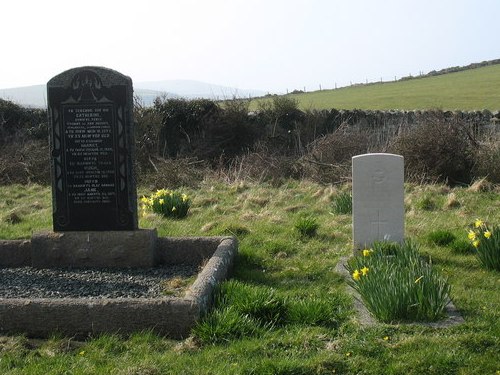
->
251 64 500 111
0 180 499 374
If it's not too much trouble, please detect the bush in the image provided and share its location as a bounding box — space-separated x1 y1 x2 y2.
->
218 147 301 184
346 241 451 322
269 96 303 131
137 156 207 189
0 99 47 146
153 98 219 158
147 97 264 164
474 140 500 183
299 127 369 184
0 140 50 185
389 113 477 184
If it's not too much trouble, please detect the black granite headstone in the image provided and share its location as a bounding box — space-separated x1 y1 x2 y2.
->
47 67 138 231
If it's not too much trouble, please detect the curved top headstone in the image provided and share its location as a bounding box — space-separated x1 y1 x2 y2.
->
48 66 132 86
352 153 405 251
47 66 137 231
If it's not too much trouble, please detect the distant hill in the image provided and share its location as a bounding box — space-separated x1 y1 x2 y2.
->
135 80 265 101
0 80 265 108
253 63 500 111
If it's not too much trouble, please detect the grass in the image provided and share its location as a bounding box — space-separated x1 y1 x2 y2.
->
0 180 499 374
250 64 500 111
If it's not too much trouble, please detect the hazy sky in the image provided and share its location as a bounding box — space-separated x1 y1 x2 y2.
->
1 0 499 93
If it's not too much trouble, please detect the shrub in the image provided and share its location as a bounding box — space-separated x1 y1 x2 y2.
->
137 156 207 189
427 230 456 246
467 219 500 271
0 99 47 146
141 189 191 219
474 140 500 183
270 96 303 131
299 127 369 184
153 98 219 158
295 216 319 237
0 140 50 185
389 113 477 184
346 241 451 322
219 148 300 185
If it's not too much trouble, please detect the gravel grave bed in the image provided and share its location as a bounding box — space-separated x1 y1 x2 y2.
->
0 265 199 299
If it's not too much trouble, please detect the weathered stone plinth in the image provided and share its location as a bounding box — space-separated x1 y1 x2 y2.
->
31 229 157 268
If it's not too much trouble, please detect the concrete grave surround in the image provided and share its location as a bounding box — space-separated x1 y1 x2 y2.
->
352 153 404 251
0 236 237 338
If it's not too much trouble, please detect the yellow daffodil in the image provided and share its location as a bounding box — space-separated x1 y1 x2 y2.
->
156 189 168 196
361 266 369 276
484 230 492 239
172 206 177 212
140 196 149 204
472 240 480 248
352 270 361 281
362 249 372 257
383 336 389 341
474 219 483 228
182 194 189 202
159 198 164 205
467 230 476 241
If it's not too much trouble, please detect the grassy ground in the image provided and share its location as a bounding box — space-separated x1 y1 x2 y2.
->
0 180 499 374
250 64 500 111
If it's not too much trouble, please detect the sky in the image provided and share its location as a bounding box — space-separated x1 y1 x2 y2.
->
1 0 500 93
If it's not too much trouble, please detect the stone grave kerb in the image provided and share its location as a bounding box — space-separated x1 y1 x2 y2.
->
352 153 405 253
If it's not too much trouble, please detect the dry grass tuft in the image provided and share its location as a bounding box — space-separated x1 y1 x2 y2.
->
467 178 493 192
445 193 461 209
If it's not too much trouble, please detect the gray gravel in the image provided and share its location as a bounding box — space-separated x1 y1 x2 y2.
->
0 265 199 299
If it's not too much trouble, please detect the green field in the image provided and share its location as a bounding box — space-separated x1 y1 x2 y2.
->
251 64 500 111
0 181 499 374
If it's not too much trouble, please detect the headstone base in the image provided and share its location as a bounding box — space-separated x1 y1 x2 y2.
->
31 229 157 268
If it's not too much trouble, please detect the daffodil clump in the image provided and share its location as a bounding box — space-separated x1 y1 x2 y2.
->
141 189 191 219
346 241 451 323
467 219 500 271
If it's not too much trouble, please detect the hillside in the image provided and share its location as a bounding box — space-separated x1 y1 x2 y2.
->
253 64 500 111
0 80 265 108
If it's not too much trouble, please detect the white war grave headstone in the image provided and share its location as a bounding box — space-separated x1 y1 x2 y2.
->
352 153 404 252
